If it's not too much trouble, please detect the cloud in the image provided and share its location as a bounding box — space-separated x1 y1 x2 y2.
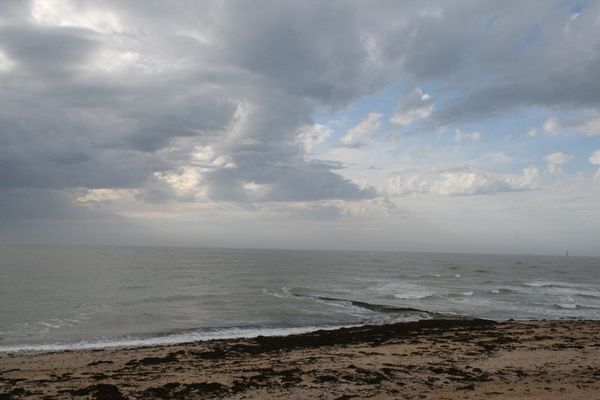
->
424 3 600 126
1 1 600 253
590 149 600 165
0 49 15 73
388 167 539 197
526 112 600 138
295 123 333 153
487 152 513 164
153 167 204 200
0 24 99 77
542 116 559 135
30 0 124 34
339 113 382 147
75 188 133 205
390 87 433 126
0 0 386 209
455 129 481 142
544 152 573 173
2 2 598 206
523 119 559 139
591 149 600 181
569 111 600 136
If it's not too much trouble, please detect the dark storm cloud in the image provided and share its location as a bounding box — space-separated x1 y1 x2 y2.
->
216 1 383 105
405 2 600 126
0 187 103 224
433 44 600 125
0 1 31 24
0 24 98 76
206 161 376 203
1 0 598 220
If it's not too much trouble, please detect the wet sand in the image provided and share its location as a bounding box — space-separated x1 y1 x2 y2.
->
1 319 599 399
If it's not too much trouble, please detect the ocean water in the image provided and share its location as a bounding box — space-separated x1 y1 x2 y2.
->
1 246 599 352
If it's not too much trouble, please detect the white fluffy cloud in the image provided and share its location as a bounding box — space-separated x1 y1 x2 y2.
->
0 50 15 73
75 188 134 205
390 88 434 126
590 149 600 165
340 113 382 147
543 116 559 134
388 167 539 197
31 0 124 33
295 123 333 153
534 112 600 137
153 167 204 199
544 152 572 173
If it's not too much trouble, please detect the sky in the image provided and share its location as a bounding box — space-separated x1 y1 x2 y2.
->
1 0 600 256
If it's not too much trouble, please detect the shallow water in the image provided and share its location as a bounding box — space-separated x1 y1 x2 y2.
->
1 246 598 352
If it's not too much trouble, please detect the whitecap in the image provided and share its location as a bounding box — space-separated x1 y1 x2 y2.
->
37 319 77 330
0 325 358 353
0 319 433 354
393 293 435 300
489 288 513 295
525 281 578 288
447 291 474 298
524 282 600 299
367 282 436 301
262 286 294 299
554 303 577 309
554 303 600 310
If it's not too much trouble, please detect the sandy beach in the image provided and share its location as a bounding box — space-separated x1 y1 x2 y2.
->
1 319 599 399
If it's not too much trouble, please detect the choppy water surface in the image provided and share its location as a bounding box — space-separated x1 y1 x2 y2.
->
1 246 598 352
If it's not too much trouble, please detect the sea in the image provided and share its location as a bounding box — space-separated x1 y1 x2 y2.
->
1 246 599 353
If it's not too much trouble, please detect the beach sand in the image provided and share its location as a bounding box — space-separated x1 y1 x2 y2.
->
1 319 599 399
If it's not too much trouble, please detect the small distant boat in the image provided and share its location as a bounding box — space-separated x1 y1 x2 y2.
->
566 250 569 257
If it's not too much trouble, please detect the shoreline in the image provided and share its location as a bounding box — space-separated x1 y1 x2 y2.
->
0 313 467 355
1 319 599 399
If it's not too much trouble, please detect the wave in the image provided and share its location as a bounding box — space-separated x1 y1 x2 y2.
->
261 286 294 299
367 281 437 301
523 281 600 298
37 321 73 330
262 287 434 317
314 296 428 315
0 306 443 354
0 324 365 354
525 281 581 288
35 317 86 330
447 291 474 298
554 303 600 310
393 293 436 300
489 288 514 294
576 293 600 300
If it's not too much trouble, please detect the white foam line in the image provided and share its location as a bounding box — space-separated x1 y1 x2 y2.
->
0 326 336 354
0 315 415 354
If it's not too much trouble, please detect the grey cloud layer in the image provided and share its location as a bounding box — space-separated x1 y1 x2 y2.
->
1 1 599 218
